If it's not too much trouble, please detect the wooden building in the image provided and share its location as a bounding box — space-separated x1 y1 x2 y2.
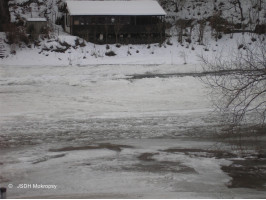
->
64 0 166 43
26 18 47 39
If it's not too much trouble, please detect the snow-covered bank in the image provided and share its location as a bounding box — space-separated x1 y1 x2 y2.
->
0 32 259 66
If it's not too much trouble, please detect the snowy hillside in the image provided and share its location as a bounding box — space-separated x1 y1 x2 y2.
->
162 0 265 27
8 0 64 23
0 0 265 65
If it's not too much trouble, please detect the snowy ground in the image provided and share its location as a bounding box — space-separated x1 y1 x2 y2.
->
1 0 266 197
0 64 266 198
1 31 261 66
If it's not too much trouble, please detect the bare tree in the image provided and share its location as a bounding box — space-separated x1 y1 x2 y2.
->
209 12 227 41
230 0 244 21
188 20 195 43
114 23 122 44
199 38 266 127
176 19 193 44
104 24 109 44
198 19 206 45
176 19 186 44
156 21 164 45
257 0 262 11
158 0 185 12
145 25 152 44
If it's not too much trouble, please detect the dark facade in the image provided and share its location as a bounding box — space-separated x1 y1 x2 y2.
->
26 18 48 39
65 14 166 44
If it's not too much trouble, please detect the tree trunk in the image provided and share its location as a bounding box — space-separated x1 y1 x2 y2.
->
178 28 183 43
236 0 244 21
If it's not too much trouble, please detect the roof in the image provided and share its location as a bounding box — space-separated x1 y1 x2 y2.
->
66 0 166 16
27 18 47 22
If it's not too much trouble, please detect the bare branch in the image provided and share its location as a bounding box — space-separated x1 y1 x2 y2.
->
199 38 266 127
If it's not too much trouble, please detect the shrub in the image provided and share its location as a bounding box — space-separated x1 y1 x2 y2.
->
185 38 191 43
238 44 244 49
6 24 30 45
254 24 266 34
19 32 30 45
59 41 71 48
251 37 257 42
105 50 116 56
79 41 86 47
166 39 173 45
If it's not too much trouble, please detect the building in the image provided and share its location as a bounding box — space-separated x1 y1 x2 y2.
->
26 18 48 39
64 0 167 43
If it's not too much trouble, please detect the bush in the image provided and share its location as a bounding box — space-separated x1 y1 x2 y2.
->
166 39 173 45
74 39 86 47
19 32 30 45
105 50 116 56
238 44 244 49
254 24 266 34
185 38 191 43
6 24 30 45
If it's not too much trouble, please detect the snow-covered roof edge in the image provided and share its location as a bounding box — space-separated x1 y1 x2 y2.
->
27 18 47 22
66 0 166 16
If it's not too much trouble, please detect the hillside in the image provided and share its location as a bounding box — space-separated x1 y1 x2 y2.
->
0 0 265 65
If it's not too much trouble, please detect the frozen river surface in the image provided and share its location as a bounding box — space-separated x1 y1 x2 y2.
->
0 65 265 198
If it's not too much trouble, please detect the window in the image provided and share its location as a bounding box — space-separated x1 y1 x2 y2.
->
74 19 79 25
91 17 96 24
85 17 91 25
120 17 130 25
111 17 115 24
98 17 105 24
79 17 85 25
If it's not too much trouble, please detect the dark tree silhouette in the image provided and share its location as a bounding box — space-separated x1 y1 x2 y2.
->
114 23 122 44
199 38 266 127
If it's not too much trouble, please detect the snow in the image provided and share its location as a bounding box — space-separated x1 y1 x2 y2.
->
0 64 210 120
1 138 266 198
66 0 166 16
0 63 265 198
0 64 214 198
26 18 47 22
1 32 258 66
1 0 266 198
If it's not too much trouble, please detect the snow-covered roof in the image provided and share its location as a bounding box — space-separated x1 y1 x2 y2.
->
66 0 166 16
27 18 47 22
